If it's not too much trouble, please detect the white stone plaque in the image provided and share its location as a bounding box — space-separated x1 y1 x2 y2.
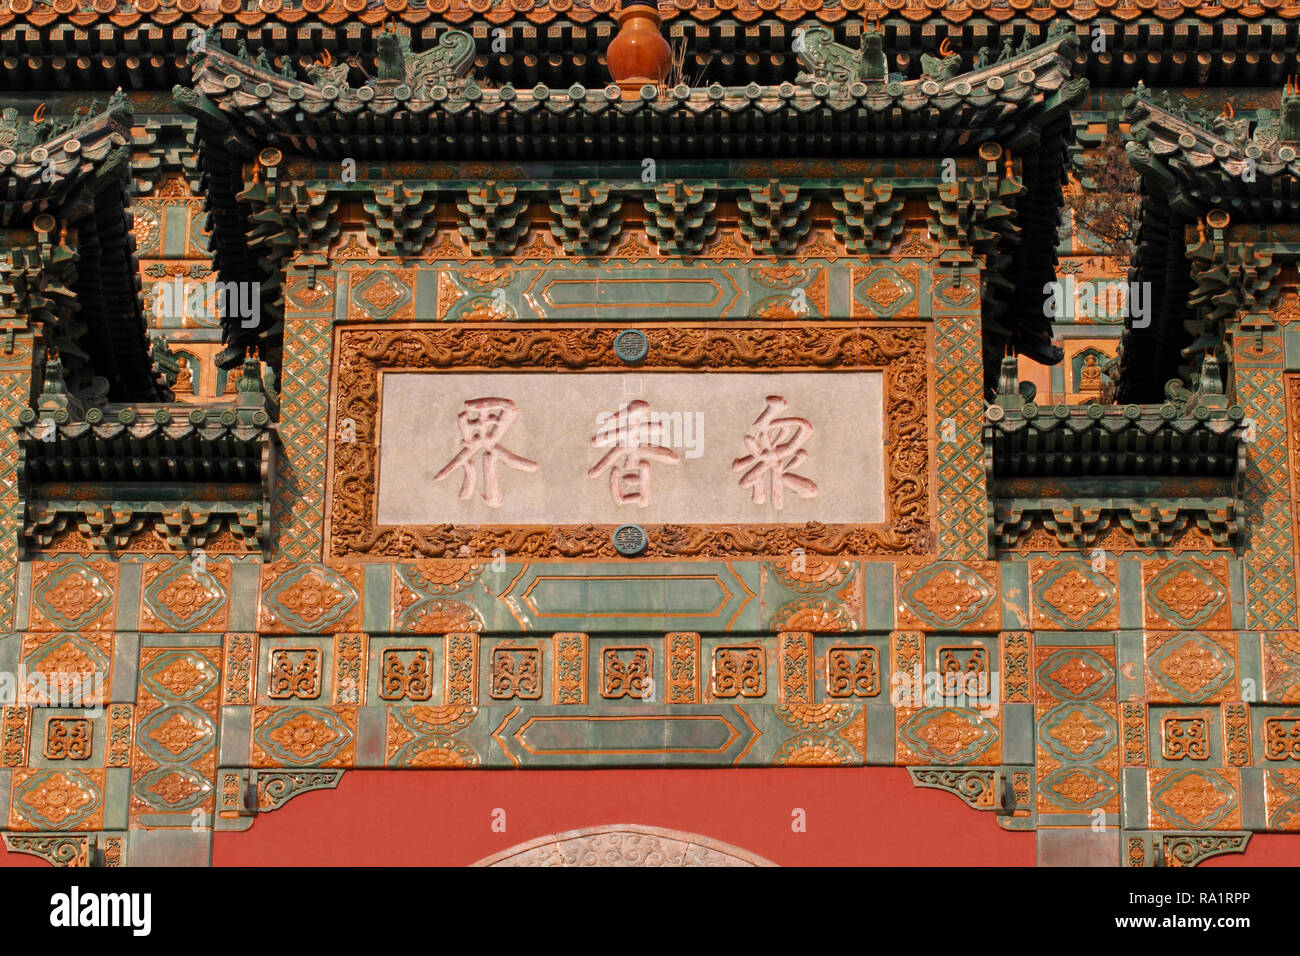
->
376 371 885 527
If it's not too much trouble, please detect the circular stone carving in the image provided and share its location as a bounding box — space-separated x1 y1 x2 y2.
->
613 524 647 556
613 328 649 363
472 825 776 867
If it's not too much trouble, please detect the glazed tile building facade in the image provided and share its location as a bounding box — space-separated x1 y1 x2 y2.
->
0 0 1297 867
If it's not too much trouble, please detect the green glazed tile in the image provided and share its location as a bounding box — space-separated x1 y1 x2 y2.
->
140 633 221 647
218 706 251 766
1115 630 1145 702
0 633 19 685
1122 767 1148 830
866 702 895 765
1118 559 1143 630
103 767 131 830
128 828 212 866
114 562 142 632
354 705 388 769
362 563 390 632
1034 631 1116 647
1285 327 1300 372
1002 702 1035 764
1237 632 1263 701
228 562 261 631
861 563 895 631
1241 768 1267 830
111 633 140 703
1228 559 1246 629
1000 561 1031 630
13 562 31 631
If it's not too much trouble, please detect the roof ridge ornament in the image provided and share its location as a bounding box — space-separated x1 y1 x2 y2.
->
189 25 476 101
794 23 888 94
920 36 961 82
794 22 1078 100
38 347 87 420
1283 77 1300 144
1124 82 1300 172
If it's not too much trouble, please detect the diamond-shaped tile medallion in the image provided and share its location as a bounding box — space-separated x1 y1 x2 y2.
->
351 270 412 320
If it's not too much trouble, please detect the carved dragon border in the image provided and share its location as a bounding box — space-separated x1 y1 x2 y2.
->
326 323 930 560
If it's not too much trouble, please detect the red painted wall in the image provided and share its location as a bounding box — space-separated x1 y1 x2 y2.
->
207 768 1298 867
213 767 1031 866
2 767 1294 866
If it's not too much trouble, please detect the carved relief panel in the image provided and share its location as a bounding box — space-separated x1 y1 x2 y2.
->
326 323 931 561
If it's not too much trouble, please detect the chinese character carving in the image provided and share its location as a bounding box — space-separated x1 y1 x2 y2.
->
378 648 434 702
588 400 680 507
827 646 879 698
433 398 539 508
712 645 766 699
602 646 652 700
732 396 817 509
267 647 321 700
490 647 542 700
44 717 92 760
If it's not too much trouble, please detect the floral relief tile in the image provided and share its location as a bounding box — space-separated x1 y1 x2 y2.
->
251 705 357 768
9 768 106 831
895 707 1001 766
896 560 1000 633
1030 559 1118 630
259 561 362 634
19 631 112 706
1034 647 1116 703
139 558 231 633
1141 558 1231 631
1145 632 1238 704
28 559 117 632
1262 632 1300 702
1148 768 1242 831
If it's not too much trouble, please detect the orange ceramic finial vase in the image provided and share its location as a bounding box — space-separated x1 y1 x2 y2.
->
606 1 672 97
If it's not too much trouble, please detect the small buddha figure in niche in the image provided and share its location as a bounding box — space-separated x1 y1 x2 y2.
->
174 357 194 395
1078 353 1102 395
